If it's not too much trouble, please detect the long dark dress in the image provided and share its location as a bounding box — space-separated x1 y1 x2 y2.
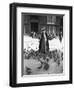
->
39 31 49 53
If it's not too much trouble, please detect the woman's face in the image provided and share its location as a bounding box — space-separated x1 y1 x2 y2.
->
42 30 46 34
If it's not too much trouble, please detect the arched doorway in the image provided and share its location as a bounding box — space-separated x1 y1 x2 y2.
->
31 22 38 33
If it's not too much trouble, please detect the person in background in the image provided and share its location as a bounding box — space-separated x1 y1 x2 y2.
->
30 32 36 38
59 31 63 42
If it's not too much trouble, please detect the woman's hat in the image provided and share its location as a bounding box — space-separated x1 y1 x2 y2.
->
41 27 46 31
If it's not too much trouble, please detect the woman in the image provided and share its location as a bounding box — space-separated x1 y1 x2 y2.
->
39 27 49 53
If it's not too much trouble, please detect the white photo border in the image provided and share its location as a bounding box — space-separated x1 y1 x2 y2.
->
16 7 70 84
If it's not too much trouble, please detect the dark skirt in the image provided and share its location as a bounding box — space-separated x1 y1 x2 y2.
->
39 37 49 53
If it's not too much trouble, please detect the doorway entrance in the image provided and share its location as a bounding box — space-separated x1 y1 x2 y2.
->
31 22 38 33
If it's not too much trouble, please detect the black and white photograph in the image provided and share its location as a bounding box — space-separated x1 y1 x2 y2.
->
22 14 64 75
10 3 72 87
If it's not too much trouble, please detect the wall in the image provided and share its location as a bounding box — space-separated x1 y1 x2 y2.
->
0 0 74 90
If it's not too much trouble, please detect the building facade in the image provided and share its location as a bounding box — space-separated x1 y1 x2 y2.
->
22 14 63 38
